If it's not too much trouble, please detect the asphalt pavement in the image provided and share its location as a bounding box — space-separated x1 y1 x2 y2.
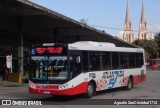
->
0 69 160 108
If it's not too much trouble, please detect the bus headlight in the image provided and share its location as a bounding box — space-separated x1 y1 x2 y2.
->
59 84 68 90
29 81 36 89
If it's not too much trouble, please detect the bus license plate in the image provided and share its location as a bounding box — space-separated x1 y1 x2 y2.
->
43 91 50 94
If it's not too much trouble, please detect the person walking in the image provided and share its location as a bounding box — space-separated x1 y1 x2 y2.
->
4 65 9 81
1 66 5 81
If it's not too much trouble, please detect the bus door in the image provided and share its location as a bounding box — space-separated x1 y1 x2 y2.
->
69 51 82 78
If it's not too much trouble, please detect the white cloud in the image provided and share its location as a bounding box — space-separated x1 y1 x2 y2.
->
148 20 160 37
148 24 160 33
114 31 124 40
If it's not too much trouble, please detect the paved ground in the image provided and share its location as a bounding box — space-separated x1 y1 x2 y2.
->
0 69 160 108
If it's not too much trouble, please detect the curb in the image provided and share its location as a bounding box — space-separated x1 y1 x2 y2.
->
0 81 28 87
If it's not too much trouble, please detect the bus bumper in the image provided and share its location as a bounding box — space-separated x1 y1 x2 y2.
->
29 82 88 96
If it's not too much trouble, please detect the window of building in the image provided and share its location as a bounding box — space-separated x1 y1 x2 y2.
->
129 34 131 43
126 34 128 41
144 34 146 39
142 34 144 39
145 22 147 28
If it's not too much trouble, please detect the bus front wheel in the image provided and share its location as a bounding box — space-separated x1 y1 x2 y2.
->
84 82 95 98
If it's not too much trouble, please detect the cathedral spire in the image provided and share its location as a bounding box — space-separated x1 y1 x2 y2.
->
123 0 134 43
138 0 148 40
140 0 146 27
142 0 145 20
124 0 132 30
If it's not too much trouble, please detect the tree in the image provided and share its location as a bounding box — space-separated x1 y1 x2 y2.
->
80 19 88 25
132 40 159 59
154 33 160 56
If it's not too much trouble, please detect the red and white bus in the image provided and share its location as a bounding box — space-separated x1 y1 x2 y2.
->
28 41 146 98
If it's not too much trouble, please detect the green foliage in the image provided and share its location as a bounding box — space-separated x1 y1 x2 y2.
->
155 33 160 53
132 39 159 59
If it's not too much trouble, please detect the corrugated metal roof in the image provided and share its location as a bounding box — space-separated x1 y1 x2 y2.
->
0 0 138 48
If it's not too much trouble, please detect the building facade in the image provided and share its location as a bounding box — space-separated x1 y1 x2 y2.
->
123 0 134 43
123 0 149 43
138 0 148 40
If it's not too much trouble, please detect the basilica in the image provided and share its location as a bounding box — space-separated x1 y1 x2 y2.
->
123 0 153 43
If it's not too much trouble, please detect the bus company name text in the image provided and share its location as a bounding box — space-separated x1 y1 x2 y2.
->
2 100 42 106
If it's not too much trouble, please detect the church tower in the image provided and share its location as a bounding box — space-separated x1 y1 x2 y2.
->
123 0 134 43
138 0 148 40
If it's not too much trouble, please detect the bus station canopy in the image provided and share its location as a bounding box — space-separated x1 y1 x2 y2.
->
0 0 137 48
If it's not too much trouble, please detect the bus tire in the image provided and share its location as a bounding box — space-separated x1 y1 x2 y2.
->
52 95 61 98
124 77 133 90
84 82 95 98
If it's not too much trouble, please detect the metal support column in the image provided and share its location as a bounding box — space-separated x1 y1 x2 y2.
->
17 16 24 75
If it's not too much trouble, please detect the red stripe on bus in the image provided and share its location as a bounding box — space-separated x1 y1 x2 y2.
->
133 74 146 85
29 82 89 96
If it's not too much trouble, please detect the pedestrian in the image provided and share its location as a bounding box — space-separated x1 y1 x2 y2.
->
1 66 5 81
4 65 9 81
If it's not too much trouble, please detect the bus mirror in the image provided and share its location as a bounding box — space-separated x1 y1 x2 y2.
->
75 56 81 64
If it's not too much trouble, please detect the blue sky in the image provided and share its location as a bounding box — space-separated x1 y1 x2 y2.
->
30 0 160 39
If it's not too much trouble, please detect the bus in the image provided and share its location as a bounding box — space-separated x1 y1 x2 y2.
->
151 58 160 70
28 41 146 98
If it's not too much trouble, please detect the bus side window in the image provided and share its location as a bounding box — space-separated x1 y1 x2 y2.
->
101 52 111 70
82 52 89 72
136 53 144 68
89 52 100 71
111 52 120 70
129 53 136 68
120 53 129 69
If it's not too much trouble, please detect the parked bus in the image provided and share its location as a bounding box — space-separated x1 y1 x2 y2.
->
151 58 160 70
28 41 146 98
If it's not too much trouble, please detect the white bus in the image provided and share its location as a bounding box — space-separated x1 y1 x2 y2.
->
29 41 146 98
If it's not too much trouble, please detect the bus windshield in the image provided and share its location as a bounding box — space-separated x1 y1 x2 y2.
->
29 56 68 81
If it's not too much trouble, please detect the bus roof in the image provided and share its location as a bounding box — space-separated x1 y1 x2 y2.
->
32 41 144 53
68 41 144 53
72 41 116 47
